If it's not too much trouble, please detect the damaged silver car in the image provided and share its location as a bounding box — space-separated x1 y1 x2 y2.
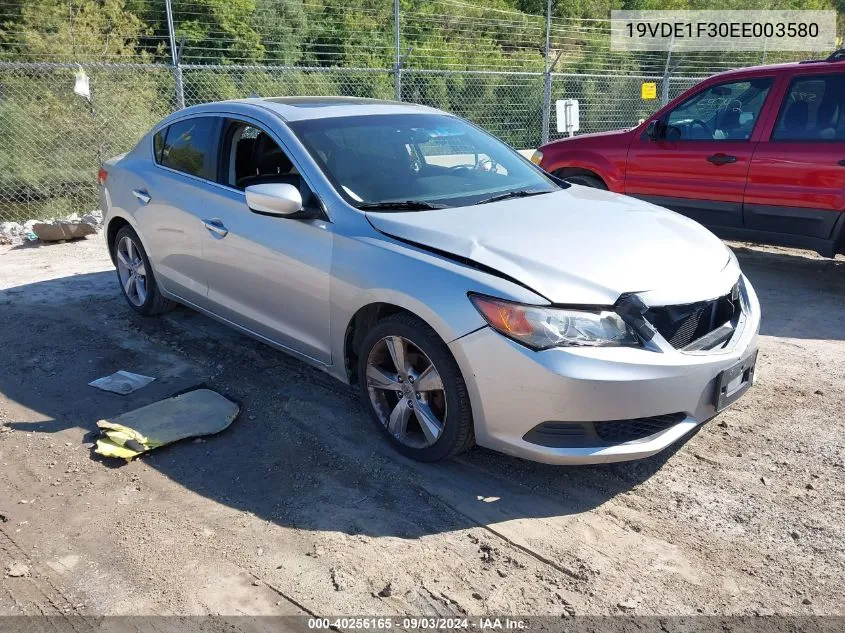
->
99 97 760 464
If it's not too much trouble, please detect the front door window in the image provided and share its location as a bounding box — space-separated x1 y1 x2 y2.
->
662 78 773 141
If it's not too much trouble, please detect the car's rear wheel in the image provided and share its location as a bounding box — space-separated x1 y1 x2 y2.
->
358 313 474 462
112 225 174 316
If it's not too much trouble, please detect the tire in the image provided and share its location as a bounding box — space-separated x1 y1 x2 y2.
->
357 313 475 462
112 225 174 316
561 173 607 190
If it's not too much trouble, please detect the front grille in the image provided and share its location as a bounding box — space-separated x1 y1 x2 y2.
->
645 284 740 349
523 413 686 448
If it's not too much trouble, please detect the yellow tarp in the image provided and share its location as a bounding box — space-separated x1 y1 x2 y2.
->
94 389 240 461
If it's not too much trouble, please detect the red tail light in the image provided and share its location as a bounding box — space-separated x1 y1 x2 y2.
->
97 167 108 186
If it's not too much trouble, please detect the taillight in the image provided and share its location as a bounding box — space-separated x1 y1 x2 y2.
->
97 167 108 186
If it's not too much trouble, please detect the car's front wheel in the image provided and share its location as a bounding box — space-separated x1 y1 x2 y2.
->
112 225 174 316
358 313 475 462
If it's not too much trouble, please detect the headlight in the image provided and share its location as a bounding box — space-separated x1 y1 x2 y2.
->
469 294 639 350
530 150 543 165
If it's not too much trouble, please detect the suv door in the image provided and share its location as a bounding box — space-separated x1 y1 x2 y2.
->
625 77 774 229
136 115 222 306
200 117 333 364
744 72 845 243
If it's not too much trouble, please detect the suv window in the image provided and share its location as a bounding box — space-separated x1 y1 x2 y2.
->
772 74 845 141
157 117 217 179
663 78 772 141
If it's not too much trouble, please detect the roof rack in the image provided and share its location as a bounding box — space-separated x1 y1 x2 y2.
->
826 49 845 62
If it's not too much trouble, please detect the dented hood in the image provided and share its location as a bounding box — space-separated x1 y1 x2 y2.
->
366 186 738 306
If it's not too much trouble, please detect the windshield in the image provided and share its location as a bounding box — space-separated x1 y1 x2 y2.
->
288 113 561 209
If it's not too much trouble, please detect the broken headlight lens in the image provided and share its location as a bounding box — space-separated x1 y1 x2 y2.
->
469 294 640 350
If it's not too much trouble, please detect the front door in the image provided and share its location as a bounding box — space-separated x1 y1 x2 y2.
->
625 77 774 229
744 72 845 240
201 119 334 364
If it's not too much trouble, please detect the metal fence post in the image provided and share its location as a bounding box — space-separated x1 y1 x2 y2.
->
165 0 185 109
540 0 552 146
661 34 674 107
394 0 402 101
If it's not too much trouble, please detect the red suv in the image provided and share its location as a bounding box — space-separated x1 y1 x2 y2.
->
536 51 845 256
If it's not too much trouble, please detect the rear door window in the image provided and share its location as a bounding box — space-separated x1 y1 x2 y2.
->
157 117 218 180
771 74 845 141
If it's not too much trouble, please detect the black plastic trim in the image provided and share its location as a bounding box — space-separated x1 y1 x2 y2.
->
743 204 841 240
631 194 742 228
523 413 686 448
710 226 840 257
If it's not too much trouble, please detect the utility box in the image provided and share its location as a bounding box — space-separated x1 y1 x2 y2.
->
555 99 580 136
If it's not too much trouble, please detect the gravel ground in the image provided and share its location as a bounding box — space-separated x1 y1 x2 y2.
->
0 234 843 623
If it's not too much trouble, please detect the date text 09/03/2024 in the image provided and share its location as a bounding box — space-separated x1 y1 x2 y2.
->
307 617 528 630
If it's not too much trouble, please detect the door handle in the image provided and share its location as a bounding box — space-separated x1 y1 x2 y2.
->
202 218 229 239
707 154 737 166
838 159 845 167
132 189 151 205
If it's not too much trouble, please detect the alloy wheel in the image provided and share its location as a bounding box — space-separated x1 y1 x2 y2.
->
365 335 447 449
116 235 148 307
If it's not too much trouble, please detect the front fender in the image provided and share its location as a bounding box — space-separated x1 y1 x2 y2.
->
544 150 625 192
327 233 547 383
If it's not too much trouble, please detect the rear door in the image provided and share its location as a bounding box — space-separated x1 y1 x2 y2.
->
624 77 774 229
135 115 221 306
744 72 845 241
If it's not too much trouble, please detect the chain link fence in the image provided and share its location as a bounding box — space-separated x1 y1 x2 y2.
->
0 0 834 224
0 63 177 223
1 61 713 223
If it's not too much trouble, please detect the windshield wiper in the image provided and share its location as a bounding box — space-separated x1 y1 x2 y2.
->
357 200 447 211
473 189 552 205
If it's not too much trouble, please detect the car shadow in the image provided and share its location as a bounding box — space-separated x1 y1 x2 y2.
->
1 243 838 540
0 270 679 540
731 244 845 341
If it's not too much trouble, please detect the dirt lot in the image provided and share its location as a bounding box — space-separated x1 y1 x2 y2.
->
0 234 843 623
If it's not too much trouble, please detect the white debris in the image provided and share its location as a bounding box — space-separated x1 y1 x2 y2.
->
89 371 156 395
0 221 24 245
5 562 30 578
81 210 103 228
2 209 104 245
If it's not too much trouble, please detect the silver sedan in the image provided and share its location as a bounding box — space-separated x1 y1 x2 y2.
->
99 97 760 464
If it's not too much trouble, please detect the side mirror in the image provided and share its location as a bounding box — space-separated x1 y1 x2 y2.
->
645 120 660 141
245 183 303 217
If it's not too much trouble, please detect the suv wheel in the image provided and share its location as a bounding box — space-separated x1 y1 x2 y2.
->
358 313 475 462
113 225 174 316
561 173 607 190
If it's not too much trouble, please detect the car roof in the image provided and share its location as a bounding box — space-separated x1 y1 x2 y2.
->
706 56 844 81
177 96 446 122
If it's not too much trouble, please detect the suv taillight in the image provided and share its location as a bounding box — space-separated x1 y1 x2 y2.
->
97 167 108 186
